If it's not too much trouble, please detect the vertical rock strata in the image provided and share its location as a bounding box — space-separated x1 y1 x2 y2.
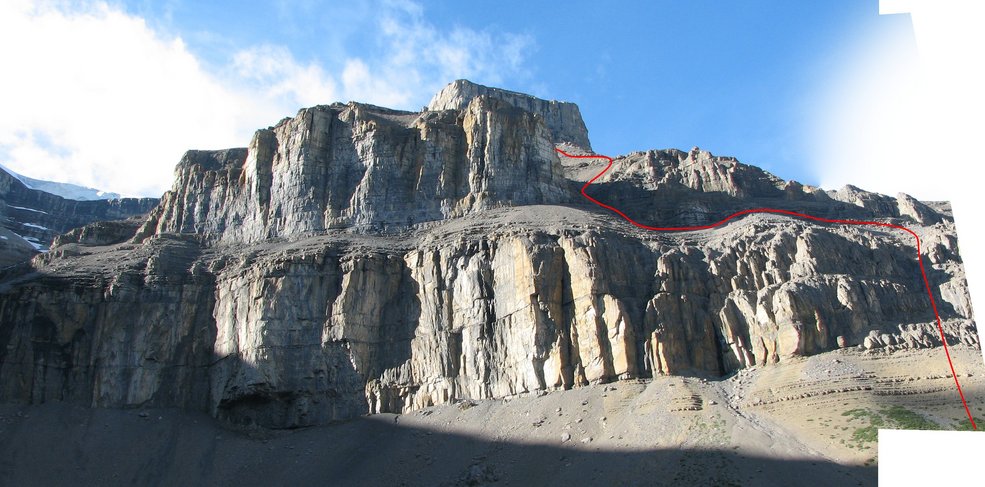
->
427 79 592 151
0 236 215 410
144 94 567 244
0 80 976 428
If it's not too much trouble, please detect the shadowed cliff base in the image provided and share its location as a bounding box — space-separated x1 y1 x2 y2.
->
0 402 876 486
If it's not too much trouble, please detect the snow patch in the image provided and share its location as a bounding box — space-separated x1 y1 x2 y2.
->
1 163 121 201
22 223 49 230
9 232 47 252
0 163 33 188
7 205 49 214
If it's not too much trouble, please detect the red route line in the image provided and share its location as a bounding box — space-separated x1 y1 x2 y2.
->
556 147 978 430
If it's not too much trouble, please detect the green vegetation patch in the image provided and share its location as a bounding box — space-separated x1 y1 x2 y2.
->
952 417 984 432
839 406 944 451
851 425 878 443
881 405 940 430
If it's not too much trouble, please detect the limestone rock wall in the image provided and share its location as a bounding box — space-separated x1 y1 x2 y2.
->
577 148 951 228
215 222 976 424
0 236 214 410
0 80 976 429
427 79 592 150
0 214 974 427
143 96 570 245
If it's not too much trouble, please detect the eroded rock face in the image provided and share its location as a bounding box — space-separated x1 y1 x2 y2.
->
428 79 592 150
0 235 214 410
2 214 973 428
0 80 976 428
143 95 569 245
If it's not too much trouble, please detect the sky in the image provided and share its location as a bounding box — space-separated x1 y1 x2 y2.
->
0 0 977 203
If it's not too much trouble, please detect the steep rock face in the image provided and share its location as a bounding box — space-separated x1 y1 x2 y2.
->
0 235 214 410
0 80 977 429
210 249 368 426
119 217 985 424
428 79 592 150
11 214 971 428
143 96 569 245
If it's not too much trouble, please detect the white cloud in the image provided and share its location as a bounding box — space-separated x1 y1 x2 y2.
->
373 1 533 99
322 0 534 108
0 0 534 197
340 59 411 107
231 44 338 108
0 1 278 197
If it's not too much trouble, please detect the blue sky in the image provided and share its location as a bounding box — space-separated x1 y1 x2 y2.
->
142 0 900 176
0 1 920 196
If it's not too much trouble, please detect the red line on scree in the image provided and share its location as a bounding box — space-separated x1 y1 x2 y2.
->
556 147 977 430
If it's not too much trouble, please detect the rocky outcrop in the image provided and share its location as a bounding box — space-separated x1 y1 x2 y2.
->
826 185 941 225
141 96 569 245
590 147 789 198
0 80 974 429
895 192 941 225
428 79 592 150
52 217 147 248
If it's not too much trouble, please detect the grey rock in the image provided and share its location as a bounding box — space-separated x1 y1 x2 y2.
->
142 96 568 245
0 80 973 430
52 217 146 248
428 79 592 150
896 192 941 225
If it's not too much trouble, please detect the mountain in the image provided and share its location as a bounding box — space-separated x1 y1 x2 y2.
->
0 165 158 266
0 164 122 201
0 80 979 483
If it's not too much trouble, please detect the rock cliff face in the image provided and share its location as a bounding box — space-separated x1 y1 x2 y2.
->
428 79 592 150
0 80 976 428
142 95 567 245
